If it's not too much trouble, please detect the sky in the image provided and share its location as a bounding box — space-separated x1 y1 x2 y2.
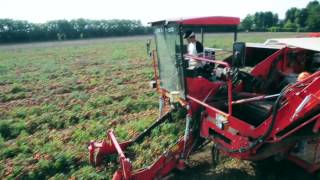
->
1 0 314 25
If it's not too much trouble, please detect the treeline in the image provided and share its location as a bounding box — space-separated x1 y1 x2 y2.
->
241 0 320 32
0 19 152 43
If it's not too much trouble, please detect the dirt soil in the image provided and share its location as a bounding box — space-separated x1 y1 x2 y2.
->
172 146 318 180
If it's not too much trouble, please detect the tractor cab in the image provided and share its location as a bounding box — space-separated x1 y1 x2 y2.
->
149 16 240 103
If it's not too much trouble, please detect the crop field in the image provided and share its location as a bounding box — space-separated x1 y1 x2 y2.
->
0 32 317 179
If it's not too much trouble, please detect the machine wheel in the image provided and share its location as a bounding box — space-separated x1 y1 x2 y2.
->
211 146 226 168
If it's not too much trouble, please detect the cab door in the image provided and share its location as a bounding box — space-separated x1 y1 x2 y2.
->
154 25 185 99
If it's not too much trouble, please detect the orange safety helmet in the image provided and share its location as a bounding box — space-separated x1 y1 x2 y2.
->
297 72 311 81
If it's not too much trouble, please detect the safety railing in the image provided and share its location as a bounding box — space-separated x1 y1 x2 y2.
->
184 54 233 115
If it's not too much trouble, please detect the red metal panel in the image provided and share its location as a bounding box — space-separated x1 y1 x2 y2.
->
130 136 195 180
186 77 225 113
251 48 284 78
201 117 250 147
308 32 320 37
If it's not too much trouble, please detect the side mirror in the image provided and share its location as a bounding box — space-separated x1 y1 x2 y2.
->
146 39 152 57
232 42 246 68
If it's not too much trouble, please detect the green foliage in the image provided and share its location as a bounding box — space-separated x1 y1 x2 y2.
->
242 1 320 32
71 129 91 144
0 135 4 148
251 11 279 31
1 145 21 158
53 153 74 173
0 91 27 102
285 7 300 23
111 49 128 60
241 15 254 31
0 120 26 140
10 84 27 94
117 95 158 114
296 8 308 28
268 26 279 32
71 91 89 102
281 1 320 32
34 159 52 178
127 114 184 169
72 166 108 180
114 116 154 140
284 20 298 29
87 95 113 109
64 110 81 125
0 121 11 139
306 1 320 31
0 64 7 74
0 19 152 43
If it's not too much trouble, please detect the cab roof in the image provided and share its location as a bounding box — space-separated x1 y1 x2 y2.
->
150 16 240 26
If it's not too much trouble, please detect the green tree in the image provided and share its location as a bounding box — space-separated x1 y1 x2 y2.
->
284 20 297 31
264 11 275 28
285 7 299 23
252 12 278 30
241 15 254 31
273 14 279 26
0 19 151 43
306 0 319 9
295 8 308 28
306 1 320 31
253 12 263 30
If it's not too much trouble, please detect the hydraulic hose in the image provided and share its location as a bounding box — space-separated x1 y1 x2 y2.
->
215 85 289 153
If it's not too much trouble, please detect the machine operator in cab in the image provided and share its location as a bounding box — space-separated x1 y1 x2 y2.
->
184 30 204 69
184 30 214 79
